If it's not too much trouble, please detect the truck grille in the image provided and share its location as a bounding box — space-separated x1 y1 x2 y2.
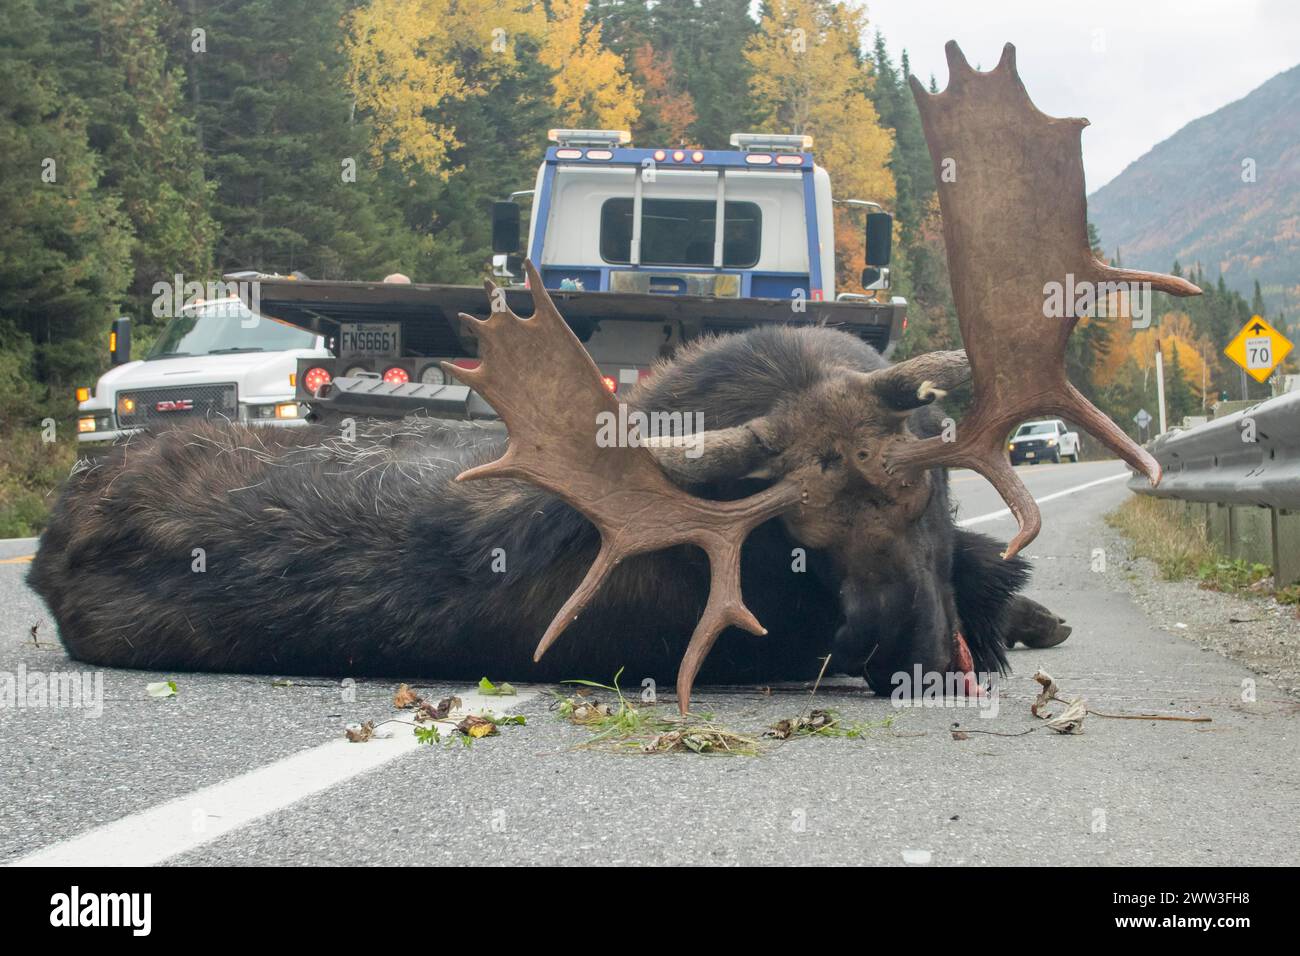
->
116 384 238 429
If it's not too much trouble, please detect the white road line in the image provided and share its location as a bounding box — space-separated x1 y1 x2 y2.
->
957 470 1130 527
8 685 542 867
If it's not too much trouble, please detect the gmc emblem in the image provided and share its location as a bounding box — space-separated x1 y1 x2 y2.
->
155 399 194 412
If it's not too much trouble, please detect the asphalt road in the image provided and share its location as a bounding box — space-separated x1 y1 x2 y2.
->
3 459 1298 866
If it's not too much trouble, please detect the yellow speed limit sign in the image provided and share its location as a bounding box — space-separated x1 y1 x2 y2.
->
1225 315 1293 383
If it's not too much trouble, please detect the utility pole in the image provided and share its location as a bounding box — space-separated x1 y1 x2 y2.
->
1155 342 1168 434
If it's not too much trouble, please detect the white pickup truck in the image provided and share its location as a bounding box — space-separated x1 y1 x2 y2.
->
75 298 330 443
1007 419 1083 465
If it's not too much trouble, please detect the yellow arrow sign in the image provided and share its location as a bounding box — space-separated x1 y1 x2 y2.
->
1225 315 1293 384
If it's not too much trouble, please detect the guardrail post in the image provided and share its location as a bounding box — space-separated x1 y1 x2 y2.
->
1209 503 1231 553
1229 505 1273 567
1274 509 1300 587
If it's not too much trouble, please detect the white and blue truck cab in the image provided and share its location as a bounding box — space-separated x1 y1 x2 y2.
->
75 297 330 443
243 129 905 422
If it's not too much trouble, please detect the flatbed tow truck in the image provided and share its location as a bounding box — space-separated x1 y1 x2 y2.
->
243 129 906 423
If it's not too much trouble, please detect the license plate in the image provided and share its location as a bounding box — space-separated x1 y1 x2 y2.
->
338 322 401 358
1025 452 1035 458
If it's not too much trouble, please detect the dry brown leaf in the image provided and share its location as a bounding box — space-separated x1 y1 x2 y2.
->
764 709 836 740
393 684 421 709
1045 697 1087 734
1031 669 1059 718
345 720 376 743
416 695 461 722
951 730 971 741
456 715 498 739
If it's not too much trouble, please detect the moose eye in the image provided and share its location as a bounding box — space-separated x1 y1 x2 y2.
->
818 450 843 472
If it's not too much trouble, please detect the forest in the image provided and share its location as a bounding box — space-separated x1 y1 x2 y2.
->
0 0 1290 534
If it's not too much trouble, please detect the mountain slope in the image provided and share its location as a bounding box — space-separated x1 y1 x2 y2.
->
1088 63 1300 318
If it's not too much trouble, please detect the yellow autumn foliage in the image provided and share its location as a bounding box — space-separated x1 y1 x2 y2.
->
1098 311 1217 402
344 0 546 179
540 0 641 130
345 0 639 180
745 0 895 289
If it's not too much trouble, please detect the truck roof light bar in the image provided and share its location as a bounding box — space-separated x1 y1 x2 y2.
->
729 132 812 152
548 129 631 147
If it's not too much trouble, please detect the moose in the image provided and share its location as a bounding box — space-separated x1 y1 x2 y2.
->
29 42 1197 711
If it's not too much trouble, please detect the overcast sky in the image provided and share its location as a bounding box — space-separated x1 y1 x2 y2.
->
858 0 1300 190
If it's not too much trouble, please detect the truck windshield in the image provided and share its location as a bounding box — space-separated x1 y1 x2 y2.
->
1015 423 1057 436
600 198 761 268
147 301 316 359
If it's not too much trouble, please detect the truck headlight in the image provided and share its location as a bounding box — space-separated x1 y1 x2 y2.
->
274 402 300 419
78 416 96 433
1047 438 1057 446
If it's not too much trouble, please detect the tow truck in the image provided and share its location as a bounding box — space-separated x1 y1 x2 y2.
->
247 129 907 423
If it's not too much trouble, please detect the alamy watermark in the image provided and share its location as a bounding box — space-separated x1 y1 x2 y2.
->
596 403 705 459
890 666 1000 718
1 664 104 718
1043 274 1152 329
151 274 261 325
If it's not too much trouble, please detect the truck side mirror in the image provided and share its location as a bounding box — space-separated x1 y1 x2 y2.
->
865 212 892 266
110 316 131 366
491 201 521 254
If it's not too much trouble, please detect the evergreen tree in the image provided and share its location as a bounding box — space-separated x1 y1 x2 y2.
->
0 0 133 404
50 0 216 321
182 0 410 279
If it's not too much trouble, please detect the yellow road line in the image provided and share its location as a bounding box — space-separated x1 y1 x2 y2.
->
0 554 34 564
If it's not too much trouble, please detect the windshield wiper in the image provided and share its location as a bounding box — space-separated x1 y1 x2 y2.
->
206 347 265 354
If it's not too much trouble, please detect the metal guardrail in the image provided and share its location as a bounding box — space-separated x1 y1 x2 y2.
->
1128 389 1300 586
1128 389 1300 509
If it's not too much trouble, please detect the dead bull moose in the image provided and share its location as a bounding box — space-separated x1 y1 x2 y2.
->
29 42 1197 712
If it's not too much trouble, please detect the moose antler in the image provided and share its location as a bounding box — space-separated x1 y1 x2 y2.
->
443 262 806 714
888 42 1200 558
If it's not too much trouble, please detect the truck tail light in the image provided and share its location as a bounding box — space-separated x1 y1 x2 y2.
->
383 366 410 385
303 367 332 394
601 375 617 392
691 151 704 163
775 154 804 165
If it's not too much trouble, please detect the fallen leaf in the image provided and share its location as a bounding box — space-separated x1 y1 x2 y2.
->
951 730 971 741
478 677 517 697
415 695 461 721
456 715 498 739
1045 697 1087 734
345 720 376 743
146 681 178 699
763 709 837 740
1031 670 1058 718
393 683 421 709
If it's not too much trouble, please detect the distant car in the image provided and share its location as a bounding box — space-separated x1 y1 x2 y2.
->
1008 419 1082 464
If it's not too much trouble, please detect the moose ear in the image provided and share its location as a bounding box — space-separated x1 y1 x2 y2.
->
641 419 779 485
859 350 969 414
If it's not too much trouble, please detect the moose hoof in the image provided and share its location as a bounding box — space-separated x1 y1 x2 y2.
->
1002 596 1072 649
